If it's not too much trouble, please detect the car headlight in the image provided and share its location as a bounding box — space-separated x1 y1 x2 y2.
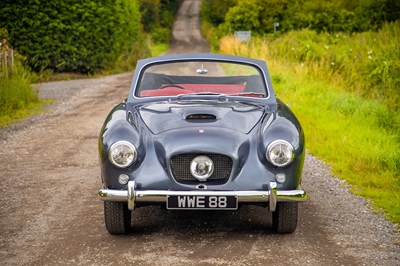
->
108 141 137 168
266 140 294 167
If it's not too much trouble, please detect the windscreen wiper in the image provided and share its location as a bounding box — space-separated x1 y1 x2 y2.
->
194 92 227 96
236 92 265 97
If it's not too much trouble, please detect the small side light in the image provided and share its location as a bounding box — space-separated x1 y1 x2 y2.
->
118 174 129 185
275 173 286 184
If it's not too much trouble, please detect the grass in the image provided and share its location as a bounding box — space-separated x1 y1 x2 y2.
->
272 66 400 223
219 25 400 226
0 101 49 127
0 75 49 127
149 43 169 57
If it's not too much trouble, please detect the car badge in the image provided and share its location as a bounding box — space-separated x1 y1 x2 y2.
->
198 129 205 133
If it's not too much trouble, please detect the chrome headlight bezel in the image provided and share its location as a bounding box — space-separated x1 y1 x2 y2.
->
266 140 294 167
108 141 137 168
190 155 215 182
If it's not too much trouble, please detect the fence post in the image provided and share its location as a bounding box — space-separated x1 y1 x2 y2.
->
4 50 8 79
0 52 2 78
0 49 14 79
11 49 14 74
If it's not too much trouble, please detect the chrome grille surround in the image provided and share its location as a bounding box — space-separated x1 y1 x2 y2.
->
171 153 232 182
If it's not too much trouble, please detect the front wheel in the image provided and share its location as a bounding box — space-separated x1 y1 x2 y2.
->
272 202 298 234
104 201 131 234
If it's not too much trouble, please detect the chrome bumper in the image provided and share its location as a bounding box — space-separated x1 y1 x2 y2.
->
98 181 307 211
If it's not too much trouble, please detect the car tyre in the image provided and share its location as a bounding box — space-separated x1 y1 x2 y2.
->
272 202 298 234
104 201 131 234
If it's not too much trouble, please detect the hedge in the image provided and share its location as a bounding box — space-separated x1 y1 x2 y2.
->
0 0 142 73
202 0 400 34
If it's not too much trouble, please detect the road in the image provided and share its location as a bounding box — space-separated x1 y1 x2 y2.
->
0 0 399 265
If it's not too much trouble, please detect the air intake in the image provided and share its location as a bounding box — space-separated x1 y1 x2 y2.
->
186 114 216 120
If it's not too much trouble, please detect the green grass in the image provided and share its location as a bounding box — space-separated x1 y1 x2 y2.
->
0 101 49 127
149 43 169 57
0 75 49 127
218 24 400 226
272 67 400 224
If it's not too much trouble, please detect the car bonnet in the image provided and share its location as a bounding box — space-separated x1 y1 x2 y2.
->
138 100 264 135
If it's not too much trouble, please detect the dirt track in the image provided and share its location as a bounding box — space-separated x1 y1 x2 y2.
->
0 1 399 265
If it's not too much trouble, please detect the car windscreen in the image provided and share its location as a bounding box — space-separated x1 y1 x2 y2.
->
135 61 268 98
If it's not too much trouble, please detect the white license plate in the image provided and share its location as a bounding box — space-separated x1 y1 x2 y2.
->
167 195 237 210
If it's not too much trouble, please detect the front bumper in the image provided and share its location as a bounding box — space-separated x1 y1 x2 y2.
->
98 181 307 211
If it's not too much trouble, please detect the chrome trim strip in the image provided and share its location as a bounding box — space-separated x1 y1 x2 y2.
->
98 181 307 211
262 113 275 133
269 181 277 212
98 189 127 201
128 181 135 210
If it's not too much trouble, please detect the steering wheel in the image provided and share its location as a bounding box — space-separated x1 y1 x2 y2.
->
159 84 186 90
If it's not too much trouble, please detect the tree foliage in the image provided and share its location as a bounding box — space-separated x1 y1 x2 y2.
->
0 0 142 73
202 0 400 34
201 0 237 26
140 0 182 43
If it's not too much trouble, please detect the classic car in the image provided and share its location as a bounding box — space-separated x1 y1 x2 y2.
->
98 53 307 234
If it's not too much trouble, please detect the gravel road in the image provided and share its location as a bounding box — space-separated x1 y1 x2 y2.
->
0 0 399 265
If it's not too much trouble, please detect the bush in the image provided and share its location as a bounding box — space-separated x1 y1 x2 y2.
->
201 0 237 26
205 0 400 34
140 0 182 44
224 0 263 32
0 0 142 73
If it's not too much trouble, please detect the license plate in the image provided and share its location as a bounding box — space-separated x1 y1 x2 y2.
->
167 195 237 210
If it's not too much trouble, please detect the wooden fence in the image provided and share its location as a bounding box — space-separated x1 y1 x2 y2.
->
0 49 14 79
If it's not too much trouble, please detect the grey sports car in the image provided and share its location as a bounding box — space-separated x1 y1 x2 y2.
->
98 53 307 234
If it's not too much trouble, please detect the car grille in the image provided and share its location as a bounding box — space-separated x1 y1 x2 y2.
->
171 153 232 182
